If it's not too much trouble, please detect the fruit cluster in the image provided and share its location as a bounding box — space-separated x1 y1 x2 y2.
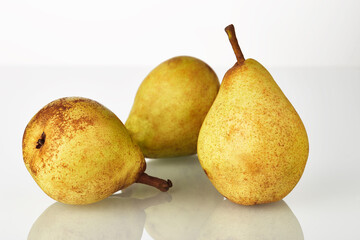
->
22 24 308 205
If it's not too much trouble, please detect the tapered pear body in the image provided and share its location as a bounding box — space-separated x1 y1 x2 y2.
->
198 59 309 205
23 97 146 204
126 56 219 158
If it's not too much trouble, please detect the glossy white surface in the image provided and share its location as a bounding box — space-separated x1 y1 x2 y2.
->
0 66 359 239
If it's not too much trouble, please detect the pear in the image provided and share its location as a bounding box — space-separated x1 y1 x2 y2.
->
126 56 220 158
22 97 172 205
197 25 309 205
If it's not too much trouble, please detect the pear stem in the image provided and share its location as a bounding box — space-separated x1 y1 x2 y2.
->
225 24 245 65
136 173 173 192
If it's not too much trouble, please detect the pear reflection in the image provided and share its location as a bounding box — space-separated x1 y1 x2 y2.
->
197 200 304 240
124 155 224 240
28 193 170 240
28 156 304 240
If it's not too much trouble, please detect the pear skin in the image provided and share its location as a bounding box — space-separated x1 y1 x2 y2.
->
23 97 172 205
197 25 309 205
126 56 219 158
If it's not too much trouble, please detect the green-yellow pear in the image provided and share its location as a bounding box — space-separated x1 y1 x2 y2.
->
197 25 309 205
22 97 172 205
126 56 220 158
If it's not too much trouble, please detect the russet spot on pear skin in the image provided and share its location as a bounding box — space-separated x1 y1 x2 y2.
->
197 25 309 205
126 56 220 158
23 97 172 205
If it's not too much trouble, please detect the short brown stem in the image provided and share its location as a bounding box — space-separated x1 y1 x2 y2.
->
225 24 245 65
136 173 173 192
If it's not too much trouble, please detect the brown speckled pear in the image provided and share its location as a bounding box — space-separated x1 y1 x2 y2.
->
197 25 309 205
126 56 219 158
22 97 172 205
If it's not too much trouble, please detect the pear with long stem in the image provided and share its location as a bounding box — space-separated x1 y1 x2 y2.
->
197 24 309 205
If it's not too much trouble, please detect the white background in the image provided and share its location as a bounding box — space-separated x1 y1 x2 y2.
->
0 0 360 67
0 1 360 239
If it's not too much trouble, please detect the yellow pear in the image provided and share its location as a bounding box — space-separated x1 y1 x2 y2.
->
126 56 219 158
22 97 172 205
197 25 309 205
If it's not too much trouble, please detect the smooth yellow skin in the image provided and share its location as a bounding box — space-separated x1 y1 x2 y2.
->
23 97 145 205
198 59 309 205
126 56 219 158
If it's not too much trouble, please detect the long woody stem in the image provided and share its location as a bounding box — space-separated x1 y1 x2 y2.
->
225 24 245 65
136 173 173 192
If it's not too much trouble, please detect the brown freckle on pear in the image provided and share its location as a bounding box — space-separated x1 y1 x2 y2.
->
30 164 38 176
